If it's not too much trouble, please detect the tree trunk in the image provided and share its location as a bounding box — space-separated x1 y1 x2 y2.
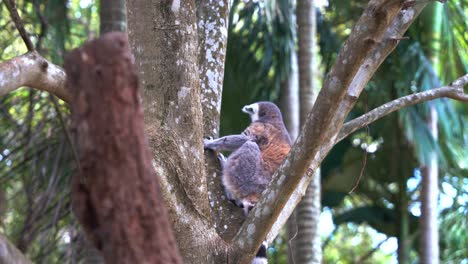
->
279 46 300 142
419 4 441 263
65 32 182 264
195 0 245 241
419 107 439 264
100 0 127 34
420 81 441 260
126 1 227 262
397 144 410 264
294 0 322 263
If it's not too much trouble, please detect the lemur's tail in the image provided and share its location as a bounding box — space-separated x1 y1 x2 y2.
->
252 242 268 264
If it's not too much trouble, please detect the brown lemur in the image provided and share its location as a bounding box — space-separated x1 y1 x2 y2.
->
204 102 292 264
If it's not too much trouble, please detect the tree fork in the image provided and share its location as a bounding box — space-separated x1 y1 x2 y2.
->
65 32 182 264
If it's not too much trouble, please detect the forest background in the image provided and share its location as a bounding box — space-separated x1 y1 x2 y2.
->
0 0 466 263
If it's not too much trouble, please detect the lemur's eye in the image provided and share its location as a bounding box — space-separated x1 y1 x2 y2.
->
245 107 253 112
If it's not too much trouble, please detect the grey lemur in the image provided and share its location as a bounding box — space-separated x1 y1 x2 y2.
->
204 102 292 264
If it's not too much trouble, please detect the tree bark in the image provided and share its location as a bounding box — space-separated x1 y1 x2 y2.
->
65 32 182 264
100 0 127 34
195 0 244 240
0 234 32 264
0 52 68 102
127 1 226 262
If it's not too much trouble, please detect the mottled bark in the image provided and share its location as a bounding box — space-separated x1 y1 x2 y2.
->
0 234 32 264
196 0 243 240
127 1 225 263
100 0 127 34
65 32 182 264
196 0 229 138
0 52 68 102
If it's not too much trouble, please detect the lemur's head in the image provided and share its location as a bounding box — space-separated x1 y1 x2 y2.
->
242 102 283 123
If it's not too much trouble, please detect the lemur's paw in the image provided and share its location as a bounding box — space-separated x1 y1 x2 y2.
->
203 137 214 149
242 200 255 216
217 153 227 162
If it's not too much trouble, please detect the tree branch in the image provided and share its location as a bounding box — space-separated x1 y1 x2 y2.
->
0 234 32 264
337 74 468 142
196 0 244 240
229 1 429 262
4 0 35 51
263 0 430 248
0 52 70 102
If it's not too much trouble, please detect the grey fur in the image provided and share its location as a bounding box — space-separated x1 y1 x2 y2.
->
204 134 250 152
205 102 289 264
204 102 290 215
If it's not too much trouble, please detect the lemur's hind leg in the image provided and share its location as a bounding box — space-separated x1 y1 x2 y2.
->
217 152 241 206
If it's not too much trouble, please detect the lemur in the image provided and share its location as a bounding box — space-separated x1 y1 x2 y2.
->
204 102 292 264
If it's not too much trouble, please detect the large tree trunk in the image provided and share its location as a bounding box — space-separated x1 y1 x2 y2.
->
65 32 182 264
294 0 322 263
126 1 227 262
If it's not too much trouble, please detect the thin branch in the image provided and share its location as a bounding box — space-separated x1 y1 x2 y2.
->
0 51 69 102
4 0 35 51
50 96 80 169
337 74 468 143
0 234 32 264
356 237 390 263
33 0 49 51
349 92 370 194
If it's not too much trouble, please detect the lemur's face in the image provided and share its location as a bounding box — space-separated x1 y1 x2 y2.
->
242 103 259 122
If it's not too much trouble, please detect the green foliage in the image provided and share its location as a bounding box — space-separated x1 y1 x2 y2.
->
221 0 295 134
0 0 98 262
318 1 467 263
0 0 466 262
323 224 394 264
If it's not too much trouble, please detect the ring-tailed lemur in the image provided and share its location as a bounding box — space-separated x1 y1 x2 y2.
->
204 102 292 264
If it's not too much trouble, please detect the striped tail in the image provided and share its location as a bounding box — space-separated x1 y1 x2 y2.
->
251 242 268 264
